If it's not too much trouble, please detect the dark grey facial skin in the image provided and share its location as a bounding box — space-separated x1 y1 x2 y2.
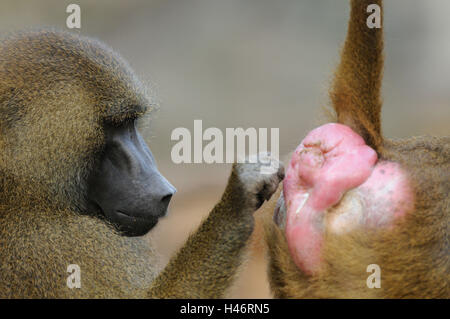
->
87 121 176 237
273 191 287 230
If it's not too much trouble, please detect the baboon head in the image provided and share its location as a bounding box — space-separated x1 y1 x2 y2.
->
0 29 175 236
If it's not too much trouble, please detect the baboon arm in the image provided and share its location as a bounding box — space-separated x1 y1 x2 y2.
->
148 156 283 298
148 181 253 298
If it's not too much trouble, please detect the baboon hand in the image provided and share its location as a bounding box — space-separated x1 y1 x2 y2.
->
233 152 284 211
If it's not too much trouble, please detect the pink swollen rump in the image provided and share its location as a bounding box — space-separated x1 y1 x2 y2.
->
283 123 413 274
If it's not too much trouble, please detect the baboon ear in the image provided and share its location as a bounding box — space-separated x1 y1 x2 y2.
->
329 0 384 153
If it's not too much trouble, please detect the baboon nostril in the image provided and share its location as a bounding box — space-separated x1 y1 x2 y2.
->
161 194 173 208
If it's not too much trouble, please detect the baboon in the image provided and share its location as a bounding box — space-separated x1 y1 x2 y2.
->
0 29 284 298
263 0 449 298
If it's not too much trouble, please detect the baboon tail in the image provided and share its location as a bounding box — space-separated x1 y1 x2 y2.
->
329 0 384 152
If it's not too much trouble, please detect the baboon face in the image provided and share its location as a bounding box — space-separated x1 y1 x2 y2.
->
87 120 176 237
0 30 176 237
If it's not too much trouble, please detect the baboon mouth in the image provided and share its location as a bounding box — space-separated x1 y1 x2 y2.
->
272 194 287 229
273 205 285 228
273 206 281 224
117 210 144 219
114 210 161 237
88 199 166 236
116 209 165 222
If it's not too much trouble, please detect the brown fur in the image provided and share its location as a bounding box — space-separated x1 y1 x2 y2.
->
263 0 450 298
330 0 384 153
0 29 276 298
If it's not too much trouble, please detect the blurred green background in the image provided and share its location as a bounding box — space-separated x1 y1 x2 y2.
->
2 0 448 297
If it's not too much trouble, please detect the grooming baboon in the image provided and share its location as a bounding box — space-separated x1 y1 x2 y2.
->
0 29 284 298
263 0 449 298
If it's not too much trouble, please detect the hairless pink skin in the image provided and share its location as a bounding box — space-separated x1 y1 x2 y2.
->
284 123 414 275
